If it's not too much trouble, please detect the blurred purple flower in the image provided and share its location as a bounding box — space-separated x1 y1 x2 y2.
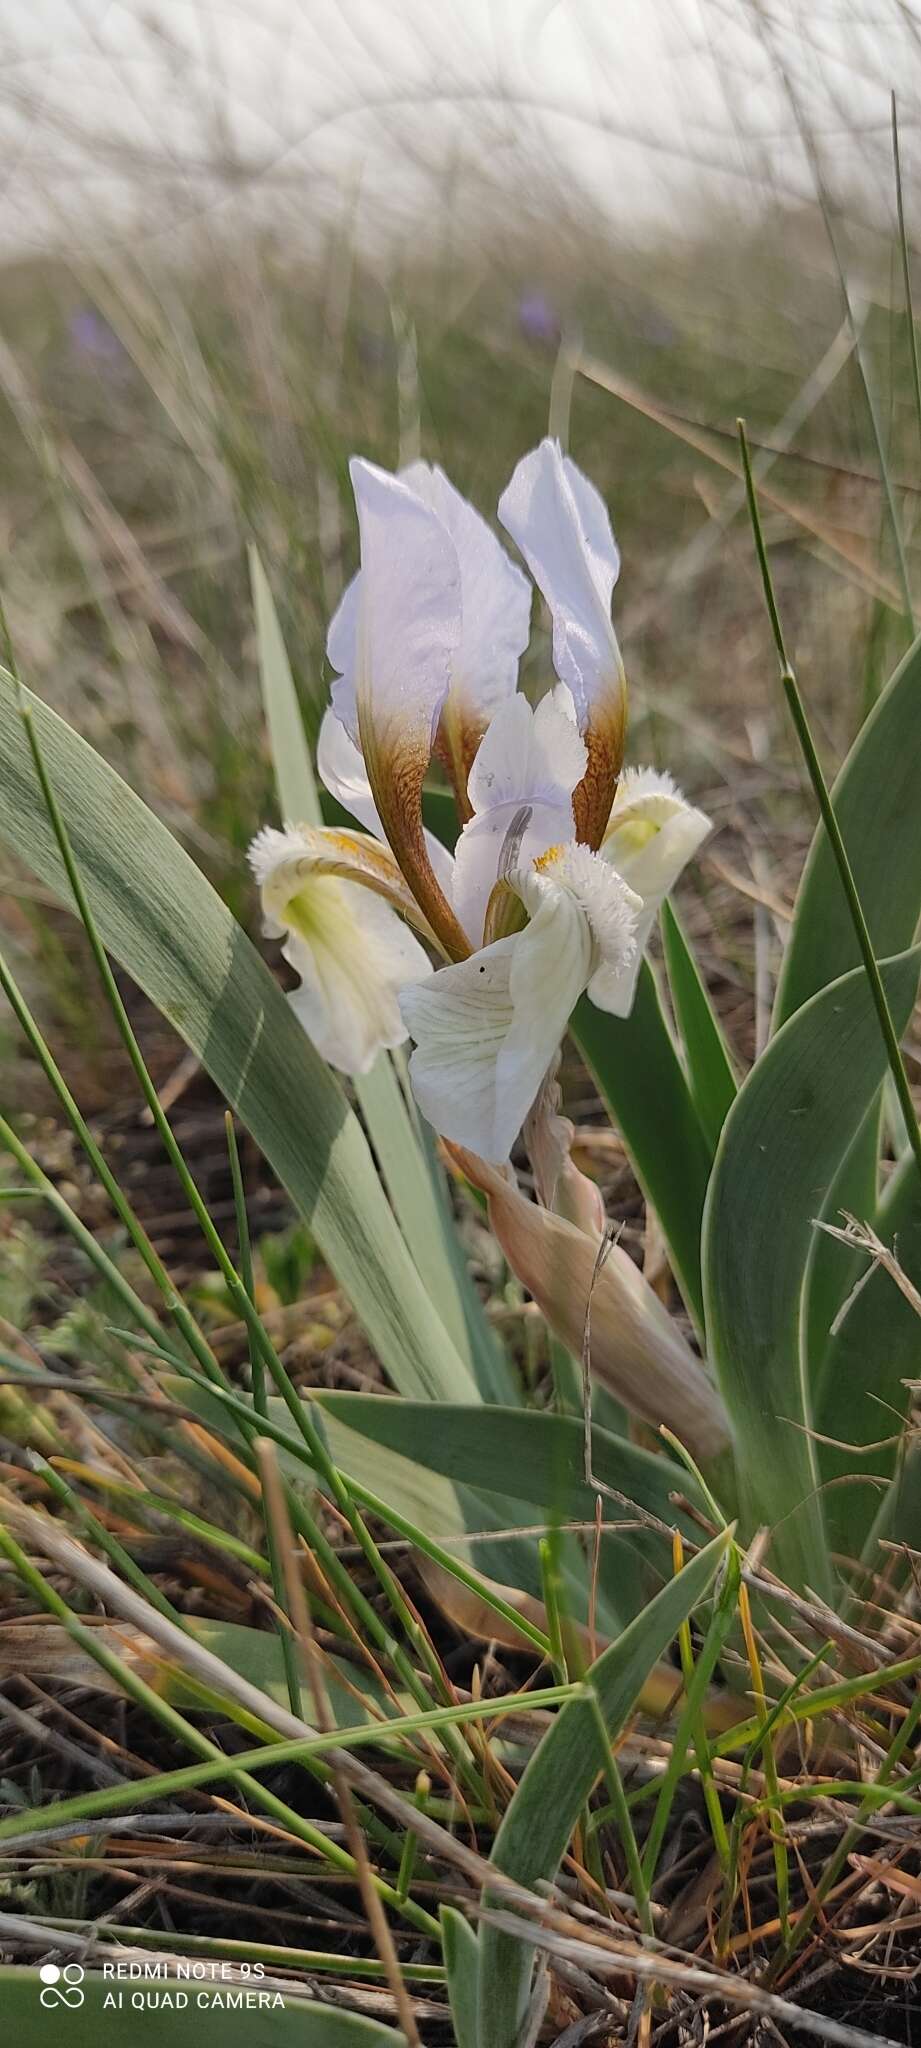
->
518 290 561 348
69 307 124 366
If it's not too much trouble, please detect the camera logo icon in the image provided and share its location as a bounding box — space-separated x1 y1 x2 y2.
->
39 1962 86 2009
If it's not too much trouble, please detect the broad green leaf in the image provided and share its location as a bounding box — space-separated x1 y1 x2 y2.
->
661 899 737 1150
476 1531 730 2048
572 963 712 1328
250 552 508 1399
0 1969 406 2045
318 1393 701 1638
314 1394 709 1543
170 1380 653 1644
703 946 921 1595
803 1102 881 1397
816 1149 921 1556
775 629 921 1025
440 1906 480 2048
0 673 474 1405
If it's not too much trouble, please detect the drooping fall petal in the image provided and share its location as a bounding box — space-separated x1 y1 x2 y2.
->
597 767 712 1015
250 824 433 1075
400 887 592 1160
448 1147 730 1463
499 438 627 848
401 841 638 1158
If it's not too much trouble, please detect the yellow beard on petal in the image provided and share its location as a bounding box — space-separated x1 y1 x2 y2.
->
533 842 566 873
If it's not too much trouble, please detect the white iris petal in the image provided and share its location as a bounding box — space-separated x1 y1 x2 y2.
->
451 688 587 945
524 842 641 1013
316 703 385 840
329 458 462 768
317 707 456 901
498 437 622 729
250 825 432 1076
401 842 638 1159
327 456 528 763
598 767 712 1015
400 460 532 729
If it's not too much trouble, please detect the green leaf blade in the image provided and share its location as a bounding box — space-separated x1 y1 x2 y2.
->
249 542 322 827
703 945 921 1593
817 1150 921 1556
313 1394 709 1542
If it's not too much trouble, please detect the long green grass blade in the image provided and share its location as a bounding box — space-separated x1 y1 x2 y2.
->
661 899 737 1149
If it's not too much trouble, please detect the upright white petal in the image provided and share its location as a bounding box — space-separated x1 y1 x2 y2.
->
338 458 461 761
326 458 468 959
317 706 457 905
498 439 621 721
250 824 432 1076
466 685 586 814
326 574 362 741
597 767 712 1015
317 704 385 839
401 883 591 1160
498 439 627 846
452 688 586 944
401 460 532 739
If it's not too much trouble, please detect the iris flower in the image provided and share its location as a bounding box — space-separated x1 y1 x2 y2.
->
251 439 710 1159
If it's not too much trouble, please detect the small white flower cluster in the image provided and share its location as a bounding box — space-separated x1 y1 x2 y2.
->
250 440 710 1162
